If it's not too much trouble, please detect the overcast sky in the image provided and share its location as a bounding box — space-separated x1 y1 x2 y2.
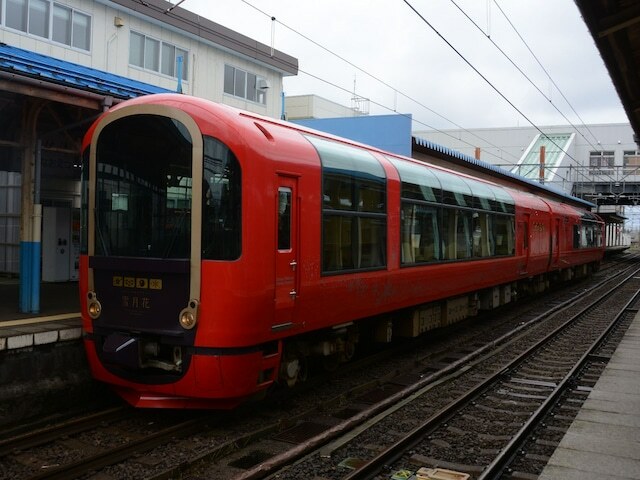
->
182 0 627 131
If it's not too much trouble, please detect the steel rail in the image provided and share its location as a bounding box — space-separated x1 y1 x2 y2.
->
342 265 640 480
0 407 128 457
25 415 209 480
477 291 640 479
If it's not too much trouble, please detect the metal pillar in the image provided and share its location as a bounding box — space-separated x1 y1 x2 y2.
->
19 101 44 313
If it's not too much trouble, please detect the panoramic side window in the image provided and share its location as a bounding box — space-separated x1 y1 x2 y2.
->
389 156 515 266
307 136 387 274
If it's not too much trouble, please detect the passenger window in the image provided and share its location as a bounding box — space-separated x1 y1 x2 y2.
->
401 204 439 264
472 212 494 257
494 215 515 255
278 188 291 250
441 208 472 260
306 135 387 274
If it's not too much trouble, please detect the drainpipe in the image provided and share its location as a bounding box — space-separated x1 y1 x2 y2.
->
281 91 286 120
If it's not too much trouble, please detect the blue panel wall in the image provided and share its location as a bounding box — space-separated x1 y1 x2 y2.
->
291 114 412 157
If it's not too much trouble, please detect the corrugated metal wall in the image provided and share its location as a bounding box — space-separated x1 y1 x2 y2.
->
0 171 20 274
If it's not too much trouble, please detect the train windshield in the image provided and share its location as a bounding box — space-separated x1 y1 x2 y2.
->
94 114 192 259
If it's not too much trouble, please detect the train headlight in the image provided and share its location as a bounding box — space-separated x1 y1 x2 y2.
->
87 291 102 319
179 310 196 329
178 299 199 330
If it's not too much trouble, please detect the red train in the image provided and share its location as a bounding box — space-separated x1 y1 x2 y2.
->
79 94 604 408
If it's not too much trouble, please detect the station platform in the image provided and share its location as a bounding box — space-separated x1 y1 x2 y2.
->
539 313 640 480
0 279 81 352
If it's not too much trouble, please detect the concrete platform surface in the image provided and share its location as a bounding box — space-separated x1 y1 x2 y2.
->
0 280 81 351
538 317 640 480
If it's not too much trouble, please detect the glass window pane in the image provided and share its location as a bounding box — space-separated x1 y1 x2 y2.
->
323 173 353 211
358 217 386 268
161 43 175 77
224 65 235 95
456 210 472 259
202 136 242 260
441 208 472 260
308 135 385 180
6 0 28 32
278 188 291 250
433 169 473 207
28 0 49 38
389 156 441 202
464 179 494 210
95 115 193 259
472 212 494 257
257 77 267 104
323 216 353 271
129 32 144 67
494 215 514 255
52 4 71 45
72 11 90 50
234 69 246 98
358 179 385 213
144 37 159 71
247 73 257 102
401 203 439 264
490 185 515 214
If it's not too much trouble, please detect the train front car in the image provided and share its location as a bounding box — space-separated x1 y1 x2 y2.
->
80 95 268 408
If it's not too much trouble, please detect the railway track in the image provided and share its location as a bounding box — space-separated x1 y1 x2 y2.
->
238 262 640 480
1 255 637 480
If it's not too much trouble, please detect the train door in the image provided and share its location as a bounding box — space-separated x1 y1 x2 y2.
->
517 214 530 275
273 176 299 331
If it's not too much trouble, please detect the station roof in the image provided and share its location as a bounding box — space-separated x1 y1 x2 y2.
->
0 43 171 100
574 1 640 144
412 135 596 209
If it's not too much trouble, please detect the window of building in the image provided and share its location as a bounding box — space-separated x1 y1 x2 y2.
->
623 150 640 175
589 151 614 175
224 64 267 105
129 31 188 81
4 0 91 51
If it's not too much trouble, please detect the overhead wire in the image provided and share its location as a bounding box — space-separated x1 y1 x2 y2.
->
239 0 523 166
240 0 592 187
449 0 604 156
491 0 622 190
492 0 601 148
401 0 608 186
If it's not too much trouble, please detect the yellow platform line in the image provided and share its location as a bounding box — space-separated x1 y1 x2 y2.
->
1 313 81 328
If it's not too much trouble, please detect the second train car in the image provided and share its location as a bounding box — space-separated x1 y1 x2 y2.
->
79 94 604 408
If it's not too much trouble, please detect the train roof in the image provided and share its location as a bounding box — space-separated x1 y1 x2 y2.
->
96 93 595 212
412 136 596 210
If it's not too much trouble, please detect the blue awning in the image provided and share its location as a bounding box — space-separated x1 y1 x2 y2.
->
0 42 171 99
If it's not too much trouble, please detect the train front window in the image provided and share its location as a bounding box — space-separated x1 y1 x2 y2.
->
95 115 192 258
